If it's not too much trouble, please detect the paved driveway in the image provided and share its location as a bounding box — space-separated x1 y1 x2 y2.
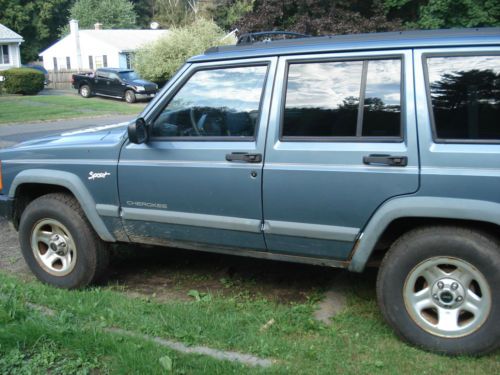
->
0 114 133 149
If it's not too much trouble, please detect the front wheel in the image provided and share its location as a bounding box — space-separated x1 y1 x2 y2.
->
19 193 109 289
377 226 500 355
124 90 136 103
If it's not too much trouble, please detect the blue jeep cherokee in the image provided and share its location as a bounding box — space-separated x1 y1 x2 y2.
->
0 28 499 355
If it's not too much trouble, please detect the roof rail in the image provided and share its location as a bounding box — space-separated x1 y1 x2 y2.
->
237 31 310 45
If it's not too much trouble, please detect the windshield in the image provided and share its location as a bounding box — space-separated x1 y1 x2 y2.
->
119 71 140 80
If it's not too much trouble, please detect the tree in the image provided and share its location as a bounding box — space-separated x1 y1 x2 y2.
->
0 0 73 62
236 0 403 36
384 0 500 28
204 0 254 30
68 0 137 30
134 18 235 84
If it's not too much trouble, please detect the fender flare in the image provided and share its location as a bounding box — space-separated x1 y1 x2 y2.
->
348 196 500 272
9 169 116 242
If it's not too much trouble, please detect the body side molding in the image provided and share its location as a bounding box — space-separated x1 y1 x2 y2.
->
349 196 500 272
9 169 116 242
121 207 262 233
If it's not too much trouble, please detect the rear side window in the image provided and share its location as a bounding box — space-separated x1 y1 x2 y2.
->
282 58 402 140
426 55 500 142
152 65 267 139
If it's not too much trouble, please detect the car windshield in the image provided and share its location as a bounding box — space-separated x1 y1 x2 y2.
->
119 71 140 80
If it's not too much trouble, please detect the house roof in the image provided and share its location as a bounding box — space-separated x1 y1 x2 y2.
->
81 29 168 52
0 23 23 42
39 29 168 56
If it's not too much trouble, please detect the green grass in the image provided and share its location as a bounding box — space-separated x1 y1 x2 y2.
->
0 95 146 124
0 271 498 374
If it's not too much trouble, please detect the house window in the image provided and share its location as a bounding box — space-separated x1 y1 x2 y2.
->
95 56 103 68
66 56 71 70
0 45 10 64
89 56 94 70
53 57 58 71
125 53 134 69
103 55 108 67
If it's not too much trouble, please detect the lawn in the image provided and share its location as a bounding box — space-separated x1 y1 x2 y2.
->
0 95 146 124
0 269 498 374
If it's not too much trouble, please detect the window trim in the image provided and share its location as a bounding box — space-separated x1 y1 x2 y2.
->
149 62 271 142
279 54 405 143
423 51 500 145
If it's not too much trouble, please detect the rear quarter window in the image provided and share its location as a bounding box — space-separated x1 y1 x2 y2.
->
426 55 500 142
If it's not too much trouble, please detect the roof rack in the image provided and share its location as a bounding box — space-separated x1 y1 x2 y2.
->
237 31 310 45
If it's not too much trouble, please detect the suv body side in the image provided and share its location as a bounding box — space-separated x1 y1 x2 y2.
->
350 46 500 271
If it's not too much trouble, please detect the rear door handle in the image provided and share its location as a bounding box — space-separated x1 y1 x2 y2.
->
225 152 262 163
363 154 408 167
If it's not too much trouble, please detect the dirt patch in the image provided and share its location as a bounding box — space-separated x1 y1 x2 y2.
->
1 219 357 305
0 219 31 279
104 244 343 304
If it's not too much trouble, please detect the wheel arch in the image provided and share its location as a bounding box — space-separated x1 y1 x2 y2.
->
348 196 500 272
9 169 116 242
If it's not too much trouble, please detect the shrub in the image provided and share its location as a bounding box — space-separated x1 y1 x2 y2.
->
134 19 236 85
3 68 45 95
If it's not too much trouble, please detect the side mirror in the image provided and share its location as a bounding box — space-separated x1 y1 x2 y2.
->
128 118 149 144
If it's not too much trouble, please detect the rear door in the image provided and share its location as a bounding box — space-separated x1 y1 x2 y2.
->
118 57 277 251
263 50 419 260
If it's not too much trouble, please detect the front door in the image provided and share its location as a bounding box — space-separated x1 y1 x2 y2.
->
106 72 124 97
263 50 419 260
118 58 277 251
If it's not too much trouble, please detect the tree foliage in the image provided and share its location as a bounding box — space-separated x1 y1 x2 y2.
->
69 0 138 30
236 0 403 35
384 0 500 28
134 19 234 84
0 0 73 62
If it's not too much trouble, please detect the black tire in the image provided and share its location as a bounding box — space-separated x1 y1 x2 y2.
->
19 193 109 289
377 226 500 355
79 84 92 98
124 90 136 103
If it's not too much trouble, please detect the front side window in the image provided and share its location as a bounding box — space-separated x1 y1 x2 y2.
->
152 65 267 138
427 55 500 141
282 58 402 139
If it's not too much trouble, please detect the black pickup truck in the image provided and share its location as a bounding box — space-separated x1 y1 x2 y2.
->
72 68 158 103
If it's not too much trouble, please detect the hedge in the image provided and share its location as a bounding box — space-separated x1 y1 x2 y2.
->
2 68 45 95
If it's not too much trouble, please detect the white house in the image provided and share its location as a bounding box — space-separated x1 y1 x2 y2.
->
0 23 23 71
39 20 168 72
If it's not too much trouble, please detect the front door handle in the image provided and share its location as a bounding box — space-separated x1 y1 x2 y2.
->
363 154 408 166
226 152 262 163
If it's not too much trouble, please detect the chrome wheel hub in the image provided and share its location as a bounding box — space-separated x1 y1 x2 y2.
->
49 234 68 256
404 256 491 338
431 277 465 309
31 219 77 277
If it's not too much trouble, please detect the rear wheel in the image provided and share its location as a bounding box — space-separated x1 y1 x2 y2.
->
79 84 91 98
124 90 136 103
377 226 500 355
19 193 109 289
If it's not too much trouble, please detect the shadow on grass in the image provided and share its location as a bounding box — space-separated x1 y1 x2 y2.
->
103 243 378 304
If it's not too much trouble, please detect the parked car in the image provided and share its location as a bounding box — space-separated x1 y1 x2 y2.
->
1 28 499 356
71 68 158 103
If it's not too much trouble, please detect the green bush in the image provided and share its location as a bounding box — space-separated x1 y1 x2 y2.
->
3 68 45 95
134 18 236 84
